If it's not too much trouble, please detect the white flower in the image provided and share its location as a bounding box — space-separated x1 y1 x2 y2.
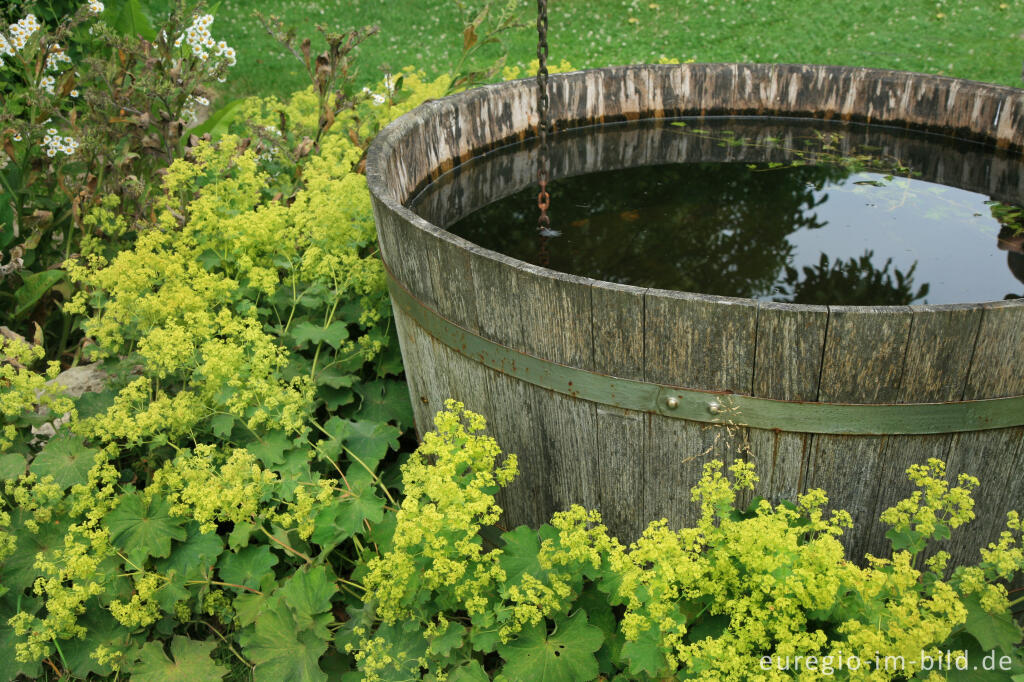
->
371 93 386 106
45 45 72 71
12 133 22 142
70 89 79 98
88 0 105 14
39 75 56 94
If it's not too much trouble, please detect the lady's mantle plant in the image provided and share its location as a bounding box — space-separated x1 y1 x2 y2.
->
0 0 238 368
0 66 453 679
348 402 1024 681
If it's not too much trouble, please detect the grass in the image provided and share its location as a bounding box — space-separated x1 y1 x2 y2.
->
148 0 1024 103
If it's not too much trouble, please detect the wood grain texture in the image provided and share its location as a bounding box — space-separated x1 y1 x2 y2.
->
817 306 913 404
390 306 448 439
644 288 758 529
963 301 1024 400
809 306 912 554
643 289 759 392
945 428 1024 563
860 305 984 559
945 300 1024 564
747 302 828 506
596 406 647 541
752 302 829 401
512 265 599 518
592 282 649 541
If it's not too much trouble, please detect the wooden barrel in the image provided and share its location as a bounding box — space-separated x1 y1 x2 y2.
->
366 64 1024 562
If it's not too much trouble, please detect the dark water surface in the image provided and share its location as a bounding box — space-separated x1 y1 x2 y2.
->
410 118 1024 305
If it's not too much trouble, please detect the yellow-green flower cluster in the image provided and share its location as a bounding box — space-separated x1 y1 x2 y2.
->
10 520 113 662
109 572 162 628
358 419 1022 680
1 337 74 450
148 445 279 533
879 458 978 535
364 401 517 625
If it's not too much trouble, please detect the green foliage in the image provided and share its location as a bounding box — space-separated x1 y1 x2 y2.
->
131 636 227 682
0 60 455 678
0 0 240 362
348 403 1024 680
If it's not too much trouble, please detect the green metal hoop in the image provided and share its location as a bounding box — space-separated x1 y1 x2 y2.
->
387 271 1024 436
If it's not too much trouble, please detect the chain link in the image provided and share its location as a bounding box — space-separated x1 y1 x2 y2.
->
536 0 551 264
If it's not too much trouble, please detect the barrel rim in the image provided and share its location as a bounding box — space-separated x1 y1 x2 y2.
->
365 63 1024 312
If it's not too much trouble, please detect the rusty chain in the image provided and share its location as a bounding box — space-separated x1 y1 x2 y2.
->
536 0 551 235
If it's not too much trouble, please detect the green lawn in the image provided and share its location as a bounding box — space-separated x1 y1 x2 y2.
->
152 0 1024 102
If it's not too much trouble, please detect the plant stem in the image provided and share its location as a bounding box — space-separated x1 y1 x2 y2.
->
259 525 313 564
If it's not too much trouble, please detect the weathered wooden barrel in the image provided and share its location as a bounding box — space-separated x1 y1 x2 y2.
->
366 64 1024 562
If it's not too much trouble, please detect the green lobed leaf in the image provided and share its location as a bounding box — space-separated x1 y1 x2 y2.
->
367 621 430 679
291 320 349 350
0 511 65 591
498 525 543 586
428 622 466 658
962 592 1024 654
497 610 604 682
29 434 97 490
354 379 413 430
619 625 668 678
333 600 377 655
104 492 187 566
310 467 385 547
280 564 337 628
576 582 619 675
0 613 42 681
375 335 404 377
319 385 356 411
944 631 1024 681
448 660 490 682
105 0 157 40
246 430 294 467
0 201 14 250
218 544 280 590
499 524 559 587
229 521 255 551
60 605 134 679
240 602 329 682
210 413 235 438
155 525 225 580
0 452 26 480
235 592 267 628
188 98 246 139
315 364 356 389
322 416 399 471
885 527 927 554
14 269 65 318
130 636 227 682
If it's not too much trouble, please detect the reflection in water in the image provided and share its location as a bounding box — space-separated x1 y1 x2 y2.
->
774 251 929 306
410 118 1024 305
998 228 1024 300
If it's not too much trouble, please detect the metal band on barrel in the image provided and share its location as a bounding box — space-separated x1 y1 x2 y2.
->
386 271 1024 435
